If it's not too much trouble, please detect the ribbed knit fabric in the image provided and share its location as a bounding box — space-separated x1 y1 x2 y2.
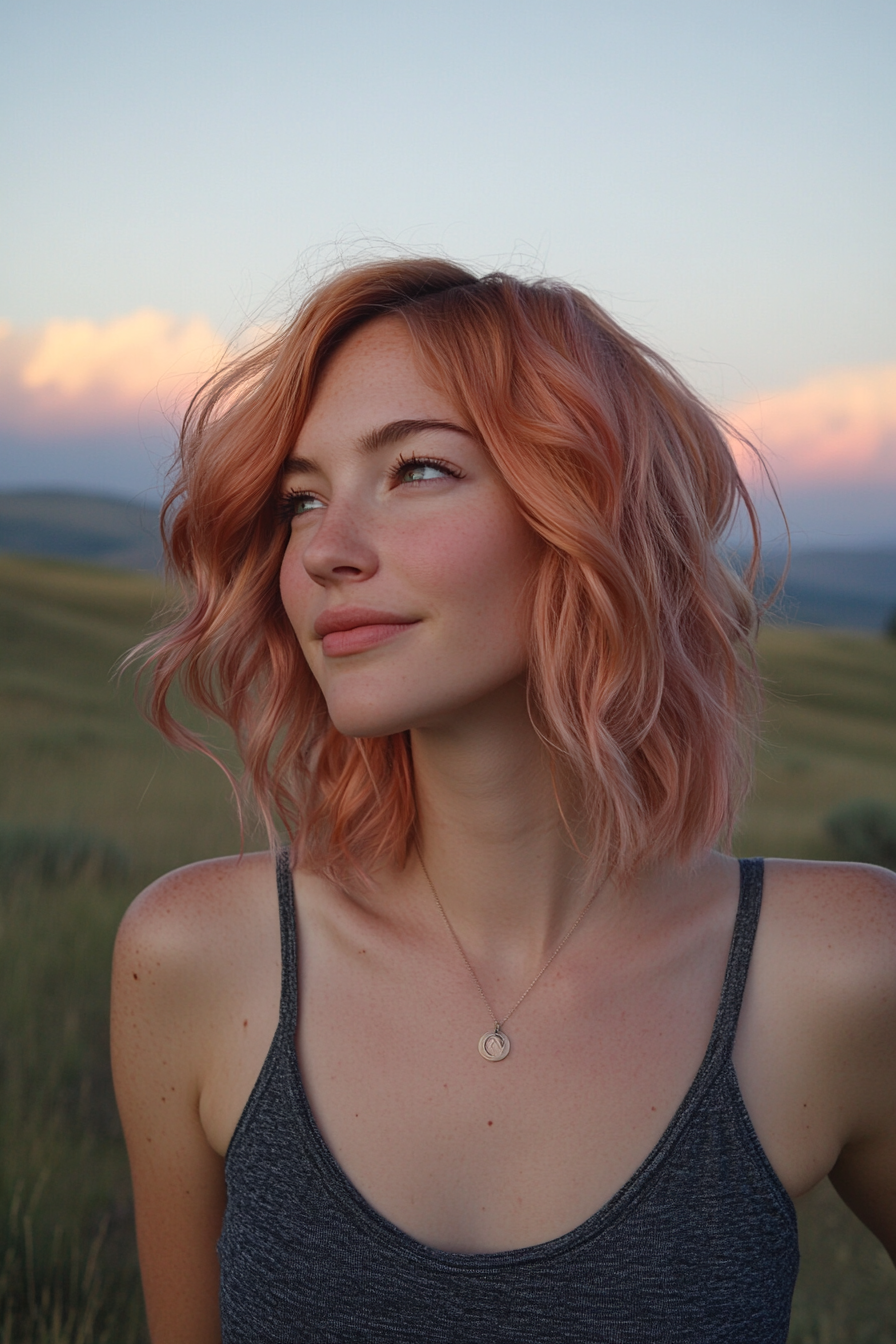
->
218 856 798 1341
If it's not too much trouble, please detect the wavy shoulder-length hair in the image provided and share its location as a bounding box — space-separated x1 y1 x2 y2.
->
135 256 765 886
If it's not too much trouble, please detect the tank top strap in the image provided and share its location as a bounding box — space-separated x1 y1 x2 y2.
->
275 846 299 1037
710 857 765 1059
272 850 764 1058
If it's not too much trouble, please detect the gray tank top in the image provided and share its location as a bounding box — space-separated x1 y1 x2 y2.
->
218 856 798 1341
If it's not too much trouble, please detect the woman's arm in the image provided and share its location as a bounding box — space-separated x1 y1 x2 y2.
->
737 858 896 1262
111 872 229 1343
825 864 896 1259
830 1121 896 1261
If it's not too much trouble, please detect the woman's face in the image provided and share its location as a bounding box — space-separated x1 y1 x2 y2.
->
279 316 540 738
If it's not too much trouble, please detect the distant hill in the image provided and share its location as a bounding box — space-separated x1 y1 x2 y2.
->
1 490 894 630
765 549 896 631
0 490 162 571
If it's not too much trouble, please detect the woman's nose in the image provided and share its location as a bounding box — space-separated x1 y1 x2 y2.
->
299 501 379 585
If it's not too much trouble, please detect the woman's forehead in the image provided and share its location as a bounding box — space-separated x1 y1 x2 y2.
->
297 317 464 446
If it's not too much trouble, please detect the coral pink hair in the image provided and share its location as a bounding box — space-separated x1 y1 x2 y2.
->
133 257 764 886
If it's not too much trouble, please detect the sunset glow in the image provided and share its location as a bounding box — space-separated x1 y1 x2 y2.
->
2 310 895 495
0 310 225 435
731 365 896 486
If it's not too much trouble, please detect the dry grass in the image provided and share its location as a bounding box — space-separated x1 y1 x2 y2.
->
1 556 894 1340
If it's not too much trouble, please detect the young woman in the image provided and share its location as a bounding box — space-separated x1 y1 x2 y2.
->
111 259 896 1343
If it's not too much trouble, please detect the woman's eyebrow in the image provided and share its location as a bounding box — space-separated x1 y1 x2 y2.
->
356 418 470 454
282 419 470 475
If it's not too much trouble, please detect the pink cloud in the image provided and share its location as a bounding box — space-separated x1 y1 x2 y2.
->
2 312 895 496
728 364 896 487
0 310 226 437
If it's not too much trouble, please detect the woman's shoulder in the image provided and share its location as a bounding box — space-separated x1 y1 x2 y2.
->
761 856 896 947
117 851 278 962
752 857 896 1060
112 854 288 1123
112 852 288 1039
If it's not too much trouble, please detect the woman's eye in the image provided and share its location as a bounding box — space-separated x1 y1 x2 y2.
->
282 492 324 519
393 456 458 484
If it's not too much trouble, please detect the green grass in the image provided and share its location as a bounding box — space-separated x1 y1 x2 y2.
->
734 624 896 1340
0 556 244 868
737 625 896 861
1 555 894 1340
0 556 244 1342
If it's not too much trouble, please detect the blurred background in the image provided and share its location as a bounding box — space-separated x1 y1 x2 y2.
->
1 1 894 1339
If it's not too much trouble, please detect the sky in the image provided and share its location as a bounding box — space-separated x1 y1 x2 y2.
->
2 0 894 546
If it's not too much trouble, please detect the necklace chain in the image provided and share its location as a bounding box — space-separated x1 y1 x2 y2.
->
417 849 600 1036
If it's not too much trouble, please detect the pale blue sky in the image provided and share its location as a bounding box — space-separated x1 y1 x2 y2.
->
2 0 895 543
3 0 894 401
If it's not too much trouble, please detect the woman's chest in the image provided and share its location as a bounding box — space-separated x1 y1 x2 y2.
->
295 939 726 1254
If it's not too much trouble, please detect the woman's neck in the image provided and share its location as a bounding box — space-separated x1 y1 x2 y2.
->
404 678 597 963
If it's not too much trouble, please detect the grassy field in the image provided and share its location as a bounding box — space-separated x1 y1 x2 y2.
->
0 553 894 1341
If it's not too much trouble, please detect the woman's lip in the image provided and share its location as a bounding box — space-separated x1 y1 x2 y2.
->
314 607 414 637
321 622 418 657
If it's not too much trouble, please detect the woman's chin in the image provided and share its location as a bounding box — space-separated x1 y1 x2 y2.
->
324 705 415 740
325 700 464 740
323 676 532 741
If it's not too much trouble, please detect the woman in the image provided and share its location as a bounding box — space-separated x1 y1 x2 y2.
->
112 258 896 1342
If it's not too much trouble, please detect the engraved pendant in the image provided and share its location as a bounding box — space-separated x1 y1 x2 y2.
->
478 1028 510 1061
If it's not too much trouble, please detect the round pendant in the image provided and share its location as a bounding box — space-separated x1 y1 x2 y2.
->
478 1029 510 1061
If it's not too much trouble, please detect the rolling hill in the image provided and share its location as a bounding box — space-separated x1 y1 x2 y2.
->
0 490 162 571
1 490 895 631
765 548 896 631
0 552 895 1340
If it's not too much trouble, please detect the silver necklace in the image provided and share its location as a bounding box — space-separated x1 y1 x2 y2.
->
417 850 600 1062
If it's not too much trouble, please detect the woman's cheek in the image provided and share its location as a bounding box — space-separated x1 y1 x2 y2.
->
279 544 310 631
